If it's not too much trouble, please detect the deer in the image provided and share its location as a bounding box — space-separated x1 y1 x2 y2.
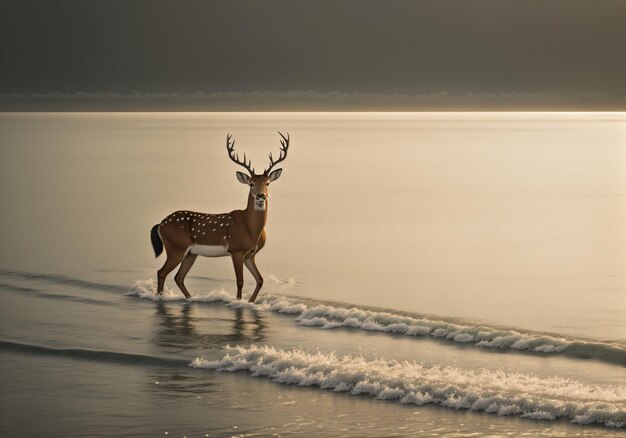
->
149 132 290 303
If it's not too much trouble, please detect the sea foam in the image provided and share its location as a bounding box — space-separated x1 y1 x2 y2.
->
127 280 626 365
191 345 626 428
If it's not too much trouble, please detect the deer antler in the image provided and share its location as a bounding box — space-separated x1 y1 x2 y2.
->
226 133 255 175
264 131 289 175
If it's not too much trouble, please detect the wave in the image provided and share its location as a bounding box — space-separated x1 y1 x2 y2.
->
128 279 626 367
5 335 623 428
0 282 117 306
191 345 626 428
0 340 188 368
0 269 129 293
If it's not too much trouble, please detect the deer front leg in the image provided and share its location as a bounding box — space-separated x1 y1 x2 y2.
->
244 256 264 303
231 252 245 300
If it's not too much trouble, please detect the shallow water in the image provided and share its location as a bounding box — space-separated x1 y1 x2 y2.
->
0 112 624 436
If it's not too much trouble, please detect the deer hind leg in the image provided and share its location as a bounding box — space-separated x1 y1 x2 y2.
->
174 253 197 299
244 256 264 303
157 250 185 294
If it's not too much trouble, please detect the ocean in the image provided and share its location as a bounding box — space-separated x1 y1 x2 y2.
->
0 112 624 437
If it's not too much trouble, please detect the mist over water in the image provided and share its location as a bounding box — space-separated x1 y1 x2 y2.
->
0 112 624 436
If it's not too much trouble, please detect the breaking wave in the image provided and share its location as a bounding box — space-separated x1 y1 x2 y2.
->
192 345 626 428
128 280 626 367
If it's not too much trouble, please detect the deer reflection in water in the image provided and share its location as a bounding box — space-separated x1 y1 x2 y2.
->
153 301 266 351
147 303 265 398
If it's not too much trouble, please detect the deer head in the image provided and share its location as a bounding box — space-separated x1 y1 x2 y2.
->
227 132 289 211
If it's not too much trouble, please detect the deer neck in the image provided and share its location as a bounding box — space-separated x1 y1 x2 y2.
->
244 194 268 238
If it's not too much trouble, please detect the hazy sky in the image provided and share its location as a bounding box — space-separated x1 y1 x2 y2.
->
1 0 625 108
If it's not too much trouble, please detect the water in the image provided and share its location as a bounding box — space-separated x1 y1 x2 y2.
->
0 112 624 436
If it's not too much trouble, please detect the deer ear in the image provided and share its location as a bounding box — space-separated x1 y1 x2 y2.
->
236 171 251 184
268 168 282 182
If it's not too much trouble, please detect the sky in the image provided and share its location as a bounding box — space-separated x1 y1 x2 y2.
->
1 0 625 110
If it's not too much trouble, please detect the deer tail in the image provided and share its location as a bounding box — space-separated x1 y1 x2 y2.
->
150 224 164 258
